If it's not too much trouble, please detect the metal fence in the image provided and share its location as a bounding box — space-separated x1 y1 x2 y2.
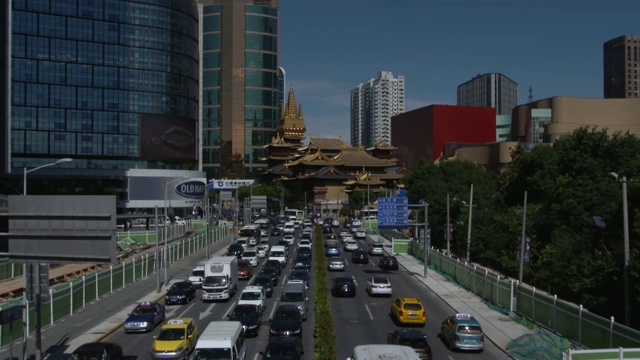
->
0 225 228 350
403 238 640 350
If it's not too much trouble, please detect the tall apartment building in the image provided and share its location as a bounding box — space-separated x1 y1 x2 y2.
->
350 71 405 147
604 35 640 98
199 0 280 179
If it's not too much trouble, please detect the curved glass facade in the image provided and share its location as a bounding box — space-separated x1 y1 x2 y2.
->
201 2 279 179
10 0 200 171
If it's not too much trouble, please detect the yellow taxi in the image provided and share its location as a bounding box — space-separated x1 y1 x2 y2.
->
151 318 198 360
390 297 426 326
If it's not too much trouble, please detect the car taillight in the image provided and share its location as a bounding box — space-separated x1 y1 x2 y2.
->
455 335 460 342
481 335 484 342
422 310 426 317
398 310 403 316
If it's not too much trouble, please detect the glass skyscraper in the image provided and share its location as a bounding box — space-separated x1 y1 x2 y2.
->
199 0 280 179
2 0 200 179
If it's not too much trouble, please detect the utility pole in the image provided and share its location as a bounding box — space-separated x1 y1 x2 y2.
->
518 191 527 283
423 201 429 278
466 184 474 263
446 194 451 254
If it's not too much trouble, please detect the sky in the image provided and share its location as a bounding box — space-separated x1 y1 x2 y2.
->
278 0 640 141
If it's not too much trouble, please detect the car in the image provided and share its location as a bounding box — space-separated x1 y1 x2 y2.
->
352 219 362 226
258 267 279 286
322 225 333 234
242 249 259 267
251 275 274 298
331 276 356 297
69 342 124 360
288 269 310 289
366 276 392 296
440 313 484 352
260 229 268 237
332 219 340 227
325 245 340 257
123 301 166 333
279 280 308 320
355 230 367 239
300 232 312 240
271 228 282 236
165 280 196 305
390 297 426 326
269 304 303 338
151 318 198 359
263 259 283 276
369 242 385 256
228 304 263 337
297 247 312 259
379 255 399 270
327 257 345 271
256 245 268 258
237 259 253 279
324 239 339 249
235 238 248 249
339 230 350 237
261 335 304 359
227 243 244 257
275 224 285 232
293 256 311 270
298 239 312 249
282 234 295 246
351 250 369 264
291 263 308 273
238 286 266 310
325 234 337 240
277 239 291 248
344 239 359 251
303 220 313 228
387 329 433 360
188 265 205 288
341 233 353 243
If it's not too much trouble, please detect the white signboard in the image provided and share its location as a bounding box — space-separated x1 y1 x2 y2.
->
209 179 255 190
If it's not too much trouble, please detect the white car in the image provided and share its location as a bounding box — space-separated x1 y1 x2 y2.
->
298 239 312 249
260 229 268 237
283 234 295 246
365 276 392 296
256 245 268 258
352 219 362 226
238 286 266 311
341 234 353 243
332 219 340 227
355 230 366 239
242 250 259 267
344 240 359 251
339 230 350 238
188 265 205 288
236 239 248 249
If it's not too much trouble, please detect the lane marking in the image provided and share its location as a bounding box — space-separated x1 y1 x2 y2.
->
178 302 195 318
364 304 374 320
221 300 236 319
199 303 216 320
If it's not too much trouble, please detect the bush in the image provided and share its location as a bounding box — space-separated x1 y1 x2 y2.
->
314 227 336 359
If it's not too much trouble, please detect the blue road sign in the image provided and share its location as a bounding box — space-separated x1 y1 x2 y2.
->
377 197 409 228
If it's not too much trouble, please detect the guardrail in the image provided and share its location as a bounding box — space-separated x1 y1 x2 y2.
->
402 238 640 350
0 225 228 350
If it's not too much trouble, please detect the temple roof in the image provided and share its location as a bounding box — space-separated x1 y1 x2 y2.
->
333 147 397 167
365 139 398 151
277 83 306 140
285 149 346 167
295 165 352 180
303 136 349 151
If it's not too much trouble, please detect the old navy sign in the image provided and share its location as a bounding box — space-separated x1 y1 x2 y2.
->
176 181 206 198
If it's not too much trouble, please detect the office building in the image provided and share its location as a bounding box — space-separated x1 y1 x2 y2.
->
350 71 405 147
604 35 640 98
2 0 205 215
199 0 280 180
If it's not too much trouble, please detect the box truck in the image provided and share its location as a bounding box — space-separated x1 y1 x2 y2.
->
202 256 238 301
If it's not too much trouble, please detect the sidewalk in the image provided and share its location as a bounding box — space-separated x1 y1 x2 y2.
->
369 234 535 352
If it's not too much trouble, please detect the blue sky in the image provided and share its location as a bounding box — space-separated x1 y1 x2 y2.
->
279 0 640 141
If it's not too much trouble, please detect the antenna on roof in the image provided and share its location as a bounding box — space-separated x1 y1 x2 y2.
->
528 86 533 103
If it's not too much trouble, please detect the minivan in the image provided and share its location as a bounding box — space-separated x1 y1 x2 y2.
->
347 344 419 360
269 245 288 266
440 313 484 352
279 280 308 320
191 321 246 360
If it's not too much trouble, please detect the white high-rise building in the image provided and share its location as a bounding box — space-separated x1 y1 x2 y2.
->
350 71 405 147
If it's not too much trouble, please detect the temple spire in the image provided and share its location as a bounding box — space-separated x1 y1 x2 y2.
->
286 83 298 118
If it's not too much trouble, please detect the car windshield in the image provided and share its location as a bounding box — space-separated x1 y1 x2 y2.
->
335 279 352 286
261 268 276 275
403 303 423 311
132 306 154 315
238 262 250 268
243 251 257 257
253 278 271 286
241 292 261 300
280 292 304 302
290 272 307 280
192 348 232 360
170 283 190 290
270 251 284 257
204 276 227 286
157 328 186 340
231 306 258 317
70 349 107 360
274 311 299 321
458 325 483 334
398 336 428 348
373 277 389 284
191 270 204 277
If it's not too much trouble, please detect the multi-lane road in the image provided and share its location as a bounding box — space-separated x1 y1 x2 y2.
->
4 222 513 359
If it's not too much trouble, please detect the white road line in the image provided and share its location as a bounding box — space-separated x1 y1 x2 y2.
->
281 274 288 286
199 303 216 320
178 302 196 318
352 275 357 286
267 301 277 320
364 304 374 320
221 300 236 319
253 354 260 360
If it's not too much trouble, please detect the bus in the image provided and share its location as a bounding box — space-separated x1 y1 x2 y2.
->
283 209 305 220
237 224 261 246
361 208 378 220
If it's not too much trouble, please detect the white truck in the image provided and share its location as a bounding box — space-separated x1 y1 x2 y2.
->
202 256 238 301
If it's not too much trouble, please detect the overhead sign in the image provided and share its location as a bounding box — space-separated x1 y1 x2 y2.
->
377 196 409 228
209 179 255 190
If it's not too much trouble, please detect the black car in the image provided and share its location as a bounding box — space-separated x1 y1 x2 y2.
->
263 260 283 275
277 239 291 248
228 304 263 337
269 304 302 337
379 255 399 270
165 280 196 305
351 250 369 264
293 256 311 270
297 247 312 259
288 269 310 289
69 342 123 360
387 329 432 360
271 228 282 236
259 267 279 286
260 336 304 360
291 263 308 273
251 275 274 298
331 277 356 297
227 243 244 257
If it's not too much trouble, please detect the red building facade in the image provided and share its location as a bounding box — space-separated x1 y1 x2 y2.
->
391 105 496 169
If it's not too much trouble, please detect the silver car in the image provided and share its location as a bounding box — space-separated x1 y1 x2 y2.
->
328 257 345 271
369 243 385 256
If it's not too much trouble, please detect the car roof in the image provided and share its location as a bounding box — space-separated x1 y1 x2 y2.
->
450 313 481 324
397 297 422 304
162 318 194 329
74 342 120 352
334 277 353 282
275 304 299 313
371 276 390 283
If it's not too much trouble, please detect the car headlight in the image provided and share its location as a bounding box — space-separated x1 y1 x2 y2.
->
246 324 257 329
141 321 149 327
292 328 301 334
178 295 186 299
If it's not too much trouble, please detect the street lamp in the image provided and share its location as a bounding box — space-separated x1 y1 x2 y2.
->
609 172 631 326
21 157 72 360
164 177 188 288
466 184 474 263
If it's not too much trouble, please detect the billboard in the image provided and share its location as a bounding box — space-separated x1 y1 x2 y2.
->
209 179 255 190
140 114 197 161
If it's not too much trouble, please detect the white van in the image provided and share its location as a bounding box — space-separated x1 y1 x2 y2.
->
283 222 295 234
347 344 419 360
191 321 246 360
268 245 287 266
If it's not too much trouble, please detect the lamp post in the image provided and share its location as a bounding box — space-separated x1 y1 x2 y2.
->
466 184 474 263
22 157 73 360
518 191 528 283
609 172 631 326
164 177 187 288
